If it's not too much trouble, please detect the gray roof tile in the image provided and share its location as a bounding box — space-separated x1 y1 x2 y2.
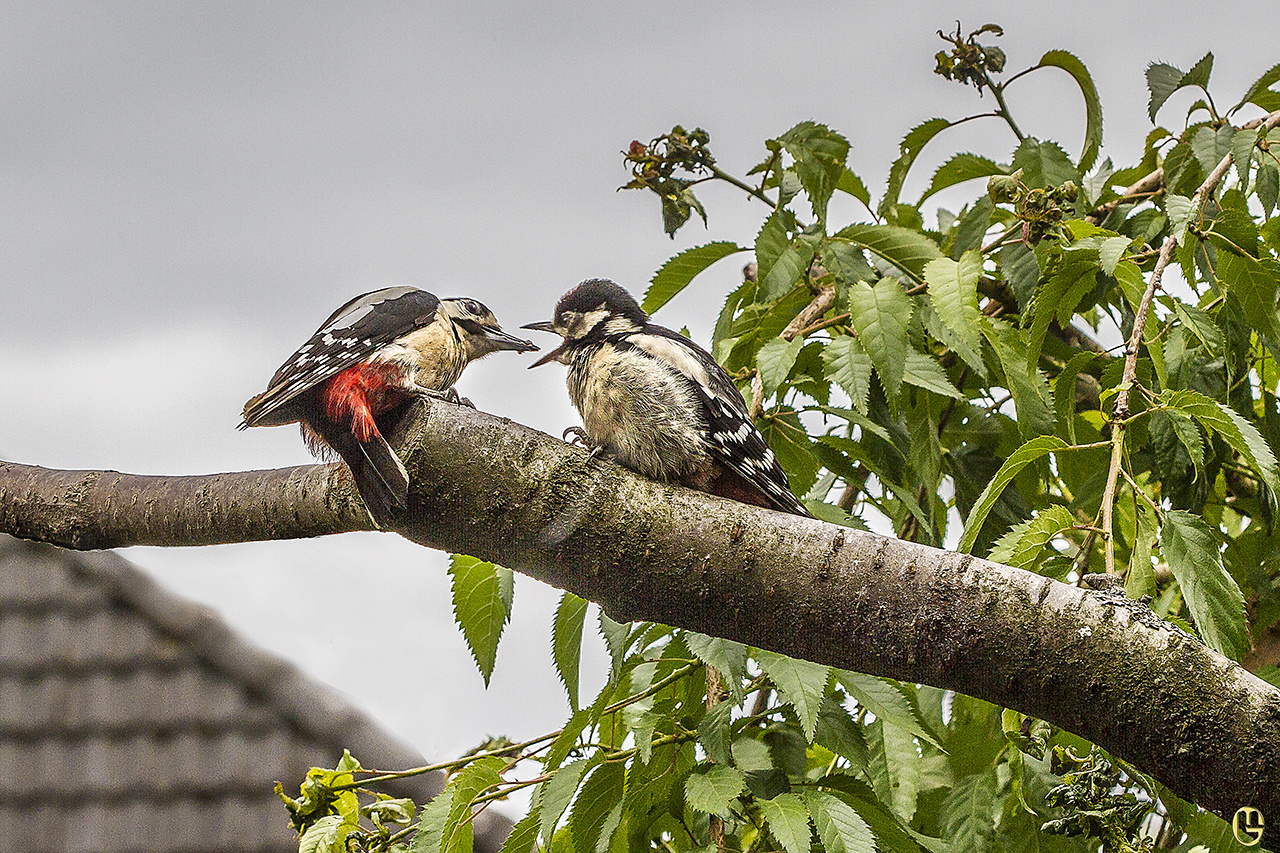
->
0 535 509 853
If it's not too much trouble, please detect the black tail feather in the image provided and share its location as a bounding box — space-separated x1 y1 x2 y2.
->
311 419 409 526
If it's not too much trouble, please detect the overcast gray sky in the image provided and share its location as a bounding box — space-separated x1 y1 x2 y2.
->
3 1 1276 786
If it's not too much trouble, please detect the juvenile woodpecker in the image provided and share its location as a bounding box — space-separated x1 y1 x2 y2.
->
241 286 536 525
524 278 812 516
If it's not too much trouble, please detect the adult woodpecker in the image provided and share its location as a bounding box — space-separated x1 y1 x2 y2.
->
524 278 812 516
240 286 536 525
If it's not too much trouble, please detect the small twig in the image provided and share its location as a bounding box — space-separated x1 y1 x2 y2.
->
980 222 1023 254
988 81 1027 142
1100 108 1280 574
750 371 765 420
781 287 838 341
709 164 777 209
1087 169 1165 225
706 666 727 853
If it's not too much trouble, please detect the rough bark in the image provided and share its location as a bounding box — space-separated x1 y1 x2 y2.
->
2 400 1278 817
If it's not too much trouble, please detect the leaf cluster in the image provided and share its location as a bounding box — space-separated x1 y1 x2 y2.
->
287 25 1280 853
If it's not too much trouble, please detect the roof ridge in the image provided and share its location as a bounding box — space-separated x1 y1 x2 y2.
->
2 536 429 775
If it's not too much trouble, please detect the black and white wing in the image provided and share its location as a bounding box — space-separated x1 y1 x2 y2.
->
634 325 810 516
240 286 440 428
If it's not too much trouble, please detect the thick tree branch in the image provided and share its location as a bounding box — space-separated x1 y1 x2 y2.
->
0 461 370 548
1 401 1278 818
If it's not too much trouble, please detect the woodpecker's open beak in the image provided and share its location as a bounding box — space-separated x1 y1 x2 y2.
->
482 325 539 352
522 321 565 368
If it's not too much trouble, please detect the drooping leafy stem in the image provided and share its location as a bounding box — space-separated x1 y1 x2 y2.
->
1098 107 1280 573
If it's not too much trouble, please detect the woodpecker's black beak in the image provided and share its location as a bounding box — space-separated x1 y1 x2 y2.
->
482 325 538 352
522 321 565 368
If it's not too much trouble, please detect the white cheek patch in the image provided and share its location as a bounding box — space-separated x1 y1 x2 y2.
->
561 308 610 340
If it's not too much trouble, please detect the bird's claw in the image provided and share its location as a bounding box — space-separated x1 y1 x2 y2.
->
421 387 475 408
562 426 612 462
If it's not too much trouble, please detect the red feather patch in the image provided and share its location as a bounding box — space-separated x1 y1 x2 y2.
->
322 362 405 442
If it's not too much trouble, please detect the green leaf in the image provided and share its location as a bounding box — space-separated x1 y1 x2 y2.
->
1082 156 1114 206
544 708 592 772
918 153 1007 205
757 212 817 302
1165 193 1194 245
759 408 821 496
988 505 1076 570
902 351 964 399
1167 299 1224 354
777 121 851 224
1147 53 1213 122
837 671 942 750
757 649 831 742
986 321 1056 442
959 436 1069 554
686 632 748 694
553 592 589 710
836 166 871 206
1219 250 1280 363
541 758 595 844
834 223 944 286
1055 351 1100 443
1166 410 1206 482
939 771 996 853
822 336 873 413
1126 503 1160 600
569 762 625 853
449 555 510 687
924 251 983 369
685 765 746 817
443 758 506 853
644 242 746 314
656 179 706 238
877 719 921 823
598 611 630 683
755 210 791 299
1160 388 1280 494
1206 191 1262 257
1161 510 1249 658
1036 50 1103 172
918 294 985 379
1027 255 1095 364
759 792 813 853
498 806 542 853
952 194 995 258
847 278 912 403
1190 125 1232 177
999 241 1040 310
803 790 875 853
814 696 869 770
363 796 415 829
1010 138 1079 188
821 240 877 287
410 783 455 853
1232 127 1259 190
300 815 356 853
1260 162 1279 218
757 336 805 396
1097 236 1132 275
881 118 954 219
697 699 735 766
1232 61 1280 114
